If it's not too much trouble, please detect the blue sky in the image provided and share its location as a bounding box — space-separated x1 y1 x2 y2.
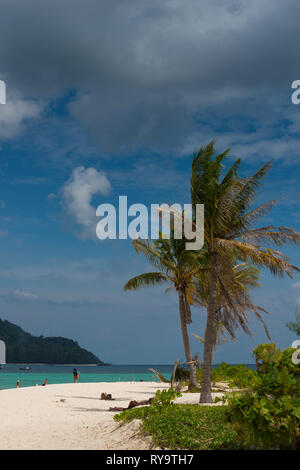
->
0 0 299 364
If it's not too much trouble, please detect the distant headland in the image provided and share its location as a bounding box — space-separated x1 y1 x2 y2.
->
0 318 108 365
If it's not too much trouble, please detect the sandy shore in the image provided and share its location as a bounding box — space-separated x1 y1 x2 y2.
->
0 382 223 450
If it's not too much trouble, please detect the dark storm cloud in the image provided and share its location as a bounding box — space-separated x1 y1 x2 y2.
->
0 0 299 153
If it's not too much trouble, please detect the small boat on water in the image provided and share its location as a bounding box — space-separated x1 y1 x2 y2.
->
19 366 32 371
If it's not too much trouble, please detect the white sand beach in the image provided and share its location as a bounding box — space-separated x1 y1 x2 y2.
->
0 381 225 450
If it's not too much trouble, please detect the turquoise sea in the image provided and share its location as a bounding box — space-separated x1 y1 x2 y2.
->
0 363 256 390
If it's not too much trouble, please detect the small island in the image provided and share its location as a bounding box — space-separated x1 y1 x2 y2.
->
0 318 105 365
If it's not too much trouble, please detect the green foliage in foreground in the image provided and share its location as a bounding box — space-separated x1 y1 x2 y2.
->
219 344 300 450
115 389 240 450
115 404 241 450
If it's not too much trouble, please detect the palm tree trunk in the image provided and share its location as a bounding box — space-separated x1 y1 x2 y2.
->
200 253 218 403
178 290 198 390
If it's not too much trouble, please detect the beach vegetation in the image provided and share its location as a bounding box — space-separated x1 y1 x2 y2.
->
115 401 241 450
218 344 300 450
171 362 256 390
211 362 258 388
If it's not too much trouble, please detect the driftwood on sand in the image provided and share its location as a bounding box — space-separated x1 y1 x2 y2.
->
109 398 153 412
101 392 113 400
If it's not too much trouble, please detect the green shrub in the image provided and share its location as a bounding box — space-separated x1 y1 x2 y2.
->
220 343 300 449
151 388 182 410
114 405 150 423
115 403 241 450
212 362 258 388
173 362 256 390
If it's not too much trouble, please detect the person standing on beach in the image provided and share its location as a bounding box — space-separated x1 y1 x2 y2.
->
73 368 79 383
16 379 20 388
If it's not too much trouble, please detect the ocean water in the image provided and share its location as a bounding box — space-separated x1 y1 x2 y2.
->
0 363 256 390
0 364 174 390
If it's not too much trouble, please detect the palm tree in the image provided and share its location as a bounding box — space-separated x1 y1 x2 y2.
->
124 232 202 390
193 262 270 355
191 141 300 403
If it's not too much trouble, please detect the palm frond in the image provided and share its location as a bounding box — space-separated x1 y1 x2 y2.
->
124 272 169 291
217 238 300 277
242 226 300 247
240 199 279 225
133 239 174 274
235 160 273 211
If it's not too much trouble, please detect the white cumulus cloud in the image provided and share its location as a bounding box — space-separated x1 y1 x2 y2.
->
62 166 111 238
0 95 41 139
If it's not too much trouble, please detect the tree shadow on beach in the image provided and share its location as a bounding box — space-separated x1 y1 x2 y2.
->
71 406 110 412
55 394 130 401
55 395 103 401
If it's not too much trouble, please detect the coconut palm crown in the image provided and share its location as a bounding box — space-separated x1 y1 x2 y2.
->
124 232 202 389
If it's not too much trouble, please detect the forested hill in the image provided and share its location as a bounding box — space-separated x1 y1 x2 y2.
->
0 318 103 364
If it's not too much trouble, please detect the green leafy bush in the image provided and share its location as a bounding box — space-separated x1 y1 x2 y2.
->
151 388 182 410
174 362 256 390
211 362 258 388
221 343 300 449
